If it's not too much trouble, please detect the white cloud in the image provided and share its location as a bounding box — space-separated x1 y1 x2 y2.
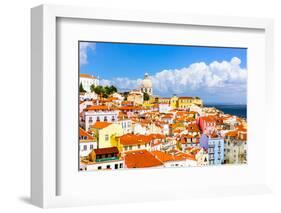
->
99 57 247 102
80 42 96 65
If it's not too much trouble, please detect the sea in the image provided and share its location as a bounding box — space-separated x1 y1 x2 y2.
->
204 104 247 119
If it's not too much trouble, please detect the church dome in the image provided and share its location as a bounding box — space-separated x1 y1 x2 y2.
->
141 73 152 88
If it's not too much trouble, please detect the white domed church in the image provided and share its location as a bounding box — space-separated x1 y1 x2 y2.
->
140 73 153 96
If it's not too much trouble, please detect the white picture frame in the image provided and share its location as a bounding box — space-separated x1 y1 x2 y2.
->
31 4 274 208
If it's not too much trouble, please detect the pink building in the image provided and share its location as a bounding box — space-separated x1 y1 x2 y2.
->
198 116 216 134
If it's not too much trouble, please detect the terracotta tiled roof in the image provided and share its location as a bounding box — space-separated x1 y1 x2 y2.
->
200 116 217 122
225 131 238 137
148 133 165 140
79 127 94 140
151 151 174 162
124 150 163 168
93 147 119 155
152 150 196 162
119 134 152 146
187 124 200 132
80 73 97 79
92 122 112 129
84 105 112 111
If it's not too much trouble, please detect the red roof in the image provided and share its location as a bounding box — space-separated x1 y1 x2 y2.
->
119 134 152 146
152 150 196 162
200 116 216 123
79 127 94 140
80 73 97 79
93 147 119 155
92 122 112 129
124 150 163 168
84 105 112 111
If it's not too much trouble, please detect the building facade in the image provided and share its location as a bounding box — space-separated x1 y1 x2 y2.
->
80 73 99 92
79 127 97 157
82 105 119 130
90 122 123 149
140 73 153 96
200 134 224 165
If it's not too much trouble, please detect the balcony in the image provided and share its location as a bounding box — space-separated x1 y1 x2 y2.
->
95 156 119 162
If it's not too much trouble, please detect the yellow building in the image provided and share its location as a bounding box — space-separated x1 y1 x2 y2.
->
91 122 123 149
170 96 179 108
192 97 203 107
158 97 171 105
116 134 152 153
169 96 203 109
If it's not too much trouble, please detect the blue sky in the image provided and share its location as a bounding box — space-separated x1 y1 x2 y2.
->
79 41 247 104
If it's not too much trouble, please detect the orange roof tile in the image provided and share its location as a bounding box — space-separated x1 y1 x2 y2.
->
152 150 196 162
79 127 94 140
84 105 112 111
80 73 97 79
124 150 163 168
148 133 165 140
225 131 238 137
200 116 217 122
92 122 112 129
119 134 152 146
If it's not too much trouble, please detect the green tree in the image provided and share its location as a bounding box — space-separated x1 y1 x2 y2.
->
79 83 86 93
93 85 105 99
143 92 150 101
90 84 96 92
109 85 117 94
104 86 111 95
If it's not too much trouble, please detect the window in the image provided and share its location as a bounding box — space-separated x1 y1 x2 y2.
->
115 164 118 169
106 165 111 169
138 144 141 149
98 166 102 170
124 146 128 151
120 163 123 168
90 144 94 150
105 134 109 141
83 145 87 151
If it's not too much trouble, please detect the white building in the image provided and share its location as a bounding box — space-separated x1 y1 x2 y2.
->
80 159 124 171
79 91 98 101
82 105 119 130
117 118 133 134
112 92 125 101
80 73 99 92
80 100 93 113
79 128 97 157
159 103 170 113
224 131 247 164
132 122 147 135
140 73 153 96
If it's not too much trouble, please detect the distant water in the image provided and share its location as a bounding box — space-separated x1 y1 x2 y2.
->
205 104 247 119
